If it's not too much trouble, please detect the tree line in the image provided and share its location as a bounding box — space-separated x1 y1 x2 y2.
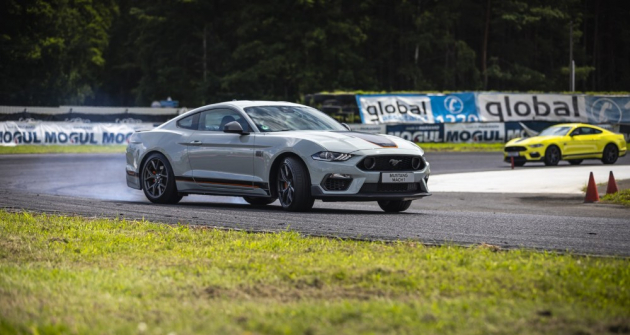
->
1 0 628 108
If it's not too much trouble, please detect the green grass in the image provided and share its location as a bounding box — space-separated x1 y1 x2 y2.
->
418 142 504 152
602 189 630 207
0 145 126 154
1 211 629 335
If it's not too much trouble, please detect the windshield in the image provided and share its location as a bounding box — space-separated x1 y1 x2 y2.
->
539 126 572 137
244 106 346 132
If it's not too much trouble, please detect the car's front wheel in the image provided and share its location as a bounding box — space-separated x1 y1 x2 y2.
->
378 200 412 212
141 153 182 204
544 146 561 166
243 196 277 206
276 157 314 212
602 144 619 164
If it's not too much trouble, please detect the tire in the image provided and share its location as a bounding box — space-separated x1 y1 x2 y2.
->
377 200 412 213
243 196 277 206
601 144 619 165
276 157 314 212
544 146 561 166
514 161 526 167
141 152 182 204
568 159 583 165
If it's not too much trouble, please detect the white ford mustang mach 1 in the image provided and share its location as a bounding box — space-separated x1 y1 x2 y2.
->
126 101 431 212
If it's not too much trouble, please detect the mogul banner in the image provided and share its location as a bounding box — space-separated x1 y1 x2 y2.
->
477 93 587 123
443 123 505 143
386 124 444 142
356 93 478 124
0 122 154 146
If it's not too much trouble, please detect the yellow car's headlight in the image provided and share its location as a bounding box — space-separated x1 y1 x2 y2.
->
528 144 544 148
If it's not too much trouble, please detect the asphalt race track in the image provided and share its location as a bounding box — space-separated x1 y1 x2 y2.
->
1 152 629 256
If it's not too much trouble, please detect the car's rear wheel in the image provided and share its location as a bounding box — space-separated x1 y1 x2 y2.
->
568 159 583 165
601 144 619 164
276 157 314 212
243 196 277 206
378 200 412 212
142 153 182 204
544 146 561 166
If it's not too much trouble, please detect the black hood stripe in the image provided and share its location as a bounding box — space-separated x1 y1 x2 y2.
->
335 131 398 148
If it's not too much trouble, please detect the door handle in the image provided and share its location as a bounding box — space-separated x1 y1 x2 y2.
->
189 140 202 146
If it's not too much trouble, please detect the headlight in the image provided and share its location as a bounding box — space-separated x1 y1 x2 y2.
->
528 144 544 148
311 151 353 161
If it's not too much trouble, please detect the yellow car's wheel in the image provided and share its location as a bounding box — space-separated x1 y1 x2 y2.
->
544 146 561 166
602 144 619 165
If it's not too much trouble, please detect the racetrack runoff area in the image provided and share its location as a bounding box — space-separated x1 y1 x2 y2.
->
431 165 630 194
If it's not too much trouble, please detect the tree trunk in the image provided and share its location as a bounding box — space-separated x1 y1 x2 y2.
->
482 0 491 90
591 0 599 90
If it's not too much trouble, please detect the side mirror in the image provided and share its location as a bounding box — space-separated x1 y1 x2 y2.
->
341 123 351 131
223 121 248 135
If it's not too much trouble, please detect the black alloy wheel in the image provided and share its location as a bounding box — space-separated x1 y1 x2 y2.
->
601 144 619 165
276 157 314 212
568 159 583 165
544 146 561 166
142 153 182 204
243 196 277 206
378 200 412 212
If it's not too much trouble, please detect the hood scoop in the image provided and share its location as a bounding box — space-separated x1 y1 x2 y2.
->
335 131 398 148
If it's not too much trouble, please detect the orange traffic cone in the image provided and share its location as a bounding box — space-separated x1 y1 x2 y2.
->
584 172 600 203
606 171 619 195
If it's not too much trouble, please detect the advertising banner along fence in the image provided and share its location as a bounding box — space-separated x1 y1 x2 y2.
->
356 93 630 125
0 106 184 123
356 93 478 124
0 122 154 146
477 93 587 123
585 96 630 124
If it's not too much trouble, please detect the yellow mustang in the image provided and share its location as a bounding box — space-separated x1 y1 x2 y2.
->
504 123 627 166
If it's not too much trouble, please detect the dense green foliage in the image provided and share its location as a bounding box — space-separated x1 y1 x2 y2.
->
1 211 629 334
1 0 629 107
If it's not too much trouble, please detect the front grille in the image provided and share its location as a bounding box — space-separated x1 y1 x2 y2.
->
504 146 526 152
357 155 424 171
322 177 352 191
359 183 419 193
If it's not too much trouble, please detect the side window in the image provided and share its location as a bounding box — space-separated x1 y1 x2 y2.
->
176 113 199 130
589 128 602 134
570 128 582 136
198 109 250 132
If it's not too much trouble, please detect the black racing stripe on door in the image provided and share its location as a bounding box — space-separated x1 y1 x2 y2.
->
335 131 398 148
175 176 268 190
562 152 600 158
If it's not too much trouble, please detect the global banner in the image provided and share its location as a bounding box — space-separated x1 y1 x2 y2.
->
0 122 154 146
584 96 630 124
356 93 478 124
477 93 588 123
